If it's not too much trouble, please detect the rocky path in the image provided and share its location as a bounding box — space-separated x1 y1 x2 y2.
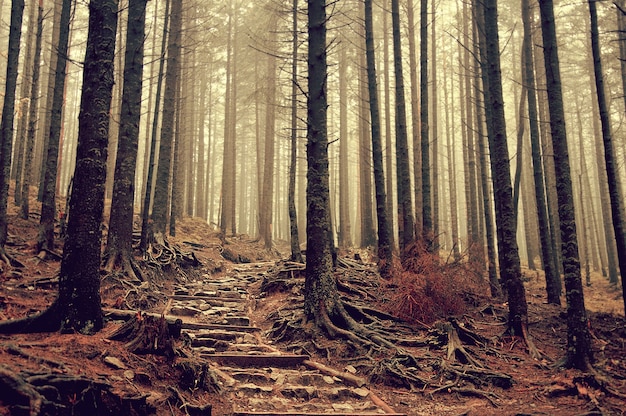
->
165 261 406 416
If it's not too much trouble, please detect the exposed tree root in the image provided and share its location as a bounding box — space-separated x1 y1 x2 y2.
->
0 365 47 416
0 302 62 334
103 248 143 283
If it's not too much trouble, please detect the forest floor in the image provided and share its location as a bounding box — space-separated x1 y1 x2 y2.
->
0 194 625 415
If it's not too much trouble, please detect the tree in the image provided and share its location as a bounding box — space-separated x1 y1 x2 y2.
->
522 0 560 305
304 0 338 323
588 0 626 316
0 0 24 267
419 0 431 243
364 0 393 277
304 0 392 350
338 42 352 249
0 0 118 334
19 0 44 220
104 0 148 281
259 11 277 251
37 0 71 256
392 0 415 256
538 0 593 370
288 0 303 262
152 0 182 234
140 0 170 252
480 0 529 337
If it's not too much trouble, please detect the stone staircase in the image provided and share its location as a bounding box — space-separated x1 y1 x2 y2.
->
165 262 406 416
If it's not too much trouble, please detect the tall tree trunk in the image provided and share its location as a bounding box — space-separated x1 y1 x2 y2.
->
305 0 340 321
152 0 182 234
407 0 422 238
538 0 593 370
430 0 439 249
338 42 352 248
392 0 415 256
36 0 71 254
140 0 169 251
522 0 560 304
481 0 528 334
12 0 36 205
0 0 24 258
20 0 44 220
104 0 147 280
56 0 118 332
359 49 376 248
464 1 480 255
260 14 277 250
383 7 395 248
419 0 431 243
365 0 393 277
288 0 303 262
36 0 62 201
589 0 626 315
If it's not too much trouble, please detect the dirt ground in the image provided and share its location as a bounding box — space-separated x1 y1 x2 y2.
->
0 196 625 416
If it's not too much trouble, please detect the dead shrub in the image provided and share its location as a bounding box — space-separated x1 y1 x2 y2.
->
382 241 486 325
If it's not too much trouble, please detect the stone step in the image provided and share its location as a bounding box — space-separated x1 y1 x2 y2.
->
203 353 310 367
181 322 260 332
232 412 407 416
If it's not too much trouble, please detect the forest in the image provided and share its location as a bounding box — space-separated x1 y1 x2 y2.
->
0 0 625 414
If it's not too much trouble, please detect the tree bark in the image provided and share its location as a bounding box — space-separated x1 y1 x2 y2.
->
304 0 340 320
152 0 182 234
105 0 147 280
288 0 303 262
522 0 560 304
365 0 393 277
392 0 415 256
37 0 71 254
0 0 25 256
589 0 626 316
20 0 44 221
538 0 594 370
481 0 528 333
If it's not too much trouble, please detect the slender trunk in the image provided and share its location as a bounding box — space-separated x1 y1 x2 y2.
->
481 0 527 331
288 0 302 262
538 0 593 370
392 0 415 255
20 0 44 220
36 0 70 252
152 0 182 234
522 0 560 304
365 0 393 277
589 0 626 315
140 0 170 251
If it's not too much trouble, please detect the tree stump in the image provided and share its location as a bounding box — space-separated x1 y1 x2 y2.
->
108 312 178 357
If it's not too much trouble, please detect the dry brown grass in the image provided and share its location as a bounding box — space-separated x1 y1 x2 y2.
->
382 242 488 325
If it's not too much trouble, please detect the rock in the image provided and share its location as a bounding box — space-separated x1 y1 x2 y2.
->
353 387 370 398
237 383 273 394
323 375 335 384
103 356 127 370
123 370 135 380
345 365 357 374
332 403 354 411
280 384 317 400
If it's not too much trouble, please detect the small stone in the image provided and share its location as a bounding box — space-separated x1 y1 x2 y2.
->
323 375 335 384
103 356 127 370
197 303 211 311
123 370 135 380
353 387 370 398
333 403 354 411
345 365 357 374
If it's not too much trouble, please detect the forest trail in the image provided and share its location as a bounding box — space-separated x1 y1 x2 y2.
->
166 261 406 415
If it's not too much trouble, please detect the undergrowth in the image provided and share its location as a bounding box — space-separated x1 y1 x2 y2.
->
382 241 487 325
